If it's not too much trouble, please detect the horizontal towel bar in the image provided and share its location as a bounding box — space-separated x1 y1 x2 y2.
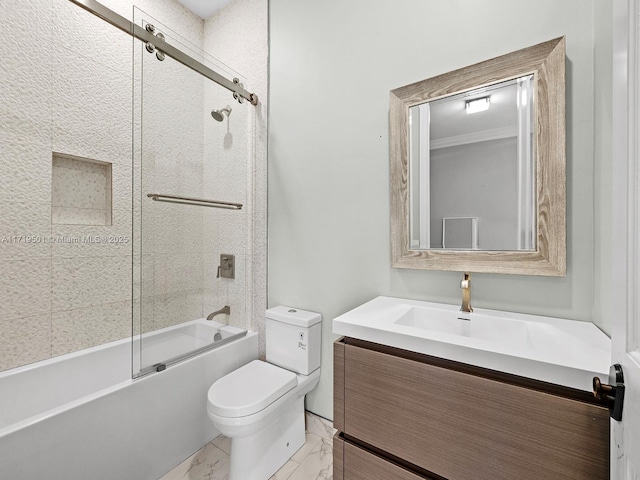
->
147 193 242 210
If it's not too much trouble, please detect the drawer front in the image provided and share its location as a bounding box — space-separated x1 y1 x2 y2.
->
343 440 429 480
334 433 344 480
343 343 609 480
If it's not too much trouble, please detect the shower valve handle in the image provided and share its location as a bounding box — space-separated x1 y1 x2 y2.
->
217 254 235 279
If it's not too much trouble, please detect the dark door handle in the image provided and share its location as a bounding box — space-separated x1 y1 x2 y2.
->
593 364 625 421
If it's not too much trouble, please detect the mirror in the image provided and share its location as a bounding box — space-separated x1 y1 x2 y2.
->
409 75 535 251
390 37 566 275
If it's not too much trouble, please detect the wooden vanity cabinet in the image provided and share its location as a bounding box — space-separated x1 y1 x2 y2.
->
334 433 431 480
333 337 610 480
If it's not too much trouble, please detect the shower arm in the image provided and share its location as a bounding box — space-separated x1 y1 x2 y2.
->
68 0 258 106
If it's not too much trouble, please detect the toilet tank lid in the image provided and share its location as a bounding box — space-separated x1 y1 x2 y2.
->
266 306 322 327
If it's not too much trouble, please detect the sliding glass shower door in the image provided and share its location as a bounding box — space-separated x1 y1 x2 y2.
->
132 8 254 377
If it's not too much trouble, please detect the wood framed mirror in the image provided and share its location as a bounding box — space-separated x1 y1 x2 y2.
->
390 37 566 276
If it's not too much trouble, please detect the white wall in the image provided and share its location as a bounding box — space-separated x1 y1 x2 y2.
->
269 0 612 420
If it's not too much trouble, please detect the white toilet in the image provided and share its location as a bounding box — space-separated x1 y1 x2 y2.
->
207 306 322 480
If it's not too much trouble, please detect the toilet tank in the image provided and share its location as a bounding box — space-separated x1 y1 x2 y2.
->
265 306 322 375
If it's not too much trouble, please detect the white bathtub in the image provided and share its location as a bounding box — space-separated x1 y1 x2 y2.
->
0 319 258 480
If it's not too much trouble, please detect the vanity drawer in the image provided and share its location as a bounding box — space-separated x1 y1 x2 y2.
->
339 341 609 480
335 434 431 480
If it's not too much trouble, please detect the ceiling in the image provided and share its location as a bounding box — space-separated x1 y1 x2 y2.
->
176 0 232 19
428 82 519 141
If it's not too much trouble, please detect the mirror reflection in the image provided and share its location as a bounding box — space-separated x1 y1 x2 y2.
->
408 75 536 251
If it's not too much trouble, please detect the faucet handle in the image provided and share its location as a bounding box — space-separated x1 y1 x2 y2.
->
217 254 235 279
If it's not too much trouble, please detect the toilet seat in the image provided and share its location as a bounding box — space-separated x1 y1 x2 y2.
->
207 360 297 418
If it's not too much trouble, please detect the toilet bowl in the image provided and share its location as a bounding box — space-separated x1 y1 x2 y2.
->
207 306 322 480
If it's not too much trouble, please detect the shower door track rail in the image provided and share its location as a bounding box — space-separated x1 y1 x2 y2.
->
147 193 243 209
68 0 258 105
135 329 248 378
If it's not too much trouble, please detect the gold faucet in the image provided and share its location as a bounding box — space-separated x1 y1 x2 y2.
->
460 273 473 313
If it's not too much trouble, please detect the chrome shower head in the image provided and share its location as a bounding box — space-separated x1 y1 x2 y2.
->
211 106 232 122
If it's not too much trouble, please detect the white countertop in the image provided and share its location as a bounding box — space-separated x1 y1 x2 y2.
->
333 296 611 392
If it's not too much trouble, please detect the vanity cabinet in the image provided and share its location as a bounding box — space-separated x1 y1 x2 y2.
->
333 337 610 480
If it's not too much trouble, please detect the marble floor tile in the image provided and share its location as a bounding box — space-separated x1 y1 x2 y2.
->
291 433 323 463
304 412 336 441
160 442 230 480
287 438 333 480
212 435 232 455
269 459 301 480
162 412 333 480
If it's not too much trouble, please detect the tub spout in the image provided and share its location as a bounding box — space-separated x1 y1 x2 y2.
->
206 305 230 320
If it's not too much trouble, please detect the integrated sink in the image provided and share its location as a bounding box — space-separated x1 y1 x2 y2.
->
394 306 532 349
333 296 611 391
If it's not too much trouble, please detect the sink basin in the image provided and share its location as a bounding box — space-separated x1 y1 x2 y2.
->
394 307 532 349
332 296 611 391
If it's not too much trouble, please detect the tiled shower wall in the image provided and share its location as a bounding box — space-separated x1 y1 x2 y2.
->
204 0 269 355
135 19 207 336
0 0 268 371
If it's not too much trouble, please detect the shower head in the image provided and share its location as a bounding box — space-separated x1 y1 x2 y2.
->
211 106 232 122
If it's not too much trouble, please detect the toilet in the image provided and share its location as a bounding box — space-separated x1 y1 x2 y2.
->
207 306 322 480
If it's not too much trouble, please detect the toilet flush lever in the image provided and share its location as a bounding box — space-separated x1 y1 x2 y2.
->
217 254 235 279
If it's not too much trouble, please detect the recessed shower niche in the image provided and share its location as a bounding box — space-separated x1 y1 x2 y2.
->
51 153 113 226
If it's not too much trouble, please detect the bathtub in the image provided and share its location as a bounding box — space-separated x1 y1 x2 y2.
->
0 319 258 480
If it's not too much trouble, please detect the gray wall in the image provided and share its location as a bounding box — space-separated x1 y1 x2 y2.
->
593 0 613 340
269 0 611 420
430 138 518 250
